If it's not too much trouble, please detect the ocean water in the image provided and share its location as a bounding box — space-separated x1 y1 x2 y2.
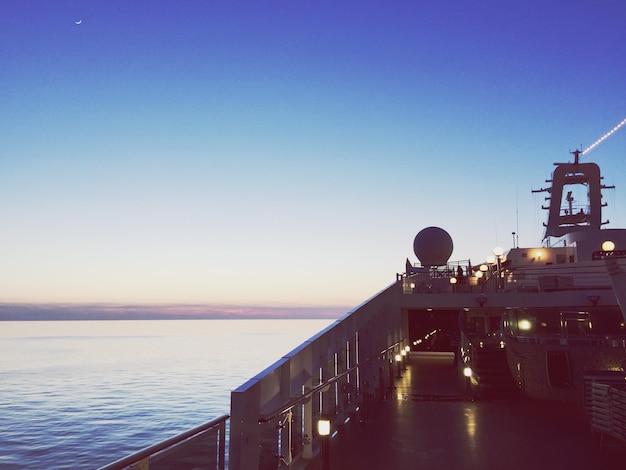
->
0 319 334 469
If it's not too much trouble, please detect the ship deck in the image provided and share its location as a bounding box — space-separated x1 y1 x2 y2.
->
305 352 626 469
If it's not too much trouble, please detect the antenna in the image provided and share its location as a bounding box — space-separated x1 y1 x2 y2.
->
516 187 519 248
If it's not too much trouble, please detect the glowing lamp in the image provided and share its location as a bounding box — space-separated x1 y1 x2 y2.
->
318 418 330 436
463 367 472 377
602 240 615 252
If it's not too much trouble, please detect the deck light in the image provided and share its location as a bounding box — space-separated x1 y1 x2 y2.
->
486 255 496 264
405 345 410 352
450 277 457 284
518 319 531 330
318 415 331 470
602 240 615 252
480 264 488 272
318 417 330 436
463 367 472 377
493 247 504 291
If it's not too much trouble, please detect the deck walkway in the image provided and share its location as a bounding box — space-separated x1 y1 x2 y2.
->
305 352 626 469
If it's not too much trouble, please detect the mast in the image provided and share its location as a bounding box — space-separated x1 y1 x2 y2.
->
532 150 612 240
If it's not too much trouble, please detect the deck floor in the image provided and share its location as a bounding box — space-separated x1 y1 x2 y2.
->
305 352 626 469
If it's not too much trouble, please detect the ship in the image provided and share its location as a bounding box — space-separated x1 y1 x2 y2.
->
456 149 626 403
99 150 626 469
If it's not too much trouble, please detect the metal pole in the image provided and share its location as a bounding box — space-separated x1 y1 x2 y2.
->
319 413 330 470
395 354 402 378
322 434 330 470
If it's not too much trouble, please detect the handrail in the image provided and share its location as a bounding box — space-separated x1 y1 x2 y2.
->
258 361 367 423
379 339 406 356
258 338 406 423
404 263 615 295
97 414 229 470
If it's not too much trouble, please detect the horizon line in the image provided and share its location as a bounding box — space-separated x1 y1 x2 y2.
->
0 302 349 321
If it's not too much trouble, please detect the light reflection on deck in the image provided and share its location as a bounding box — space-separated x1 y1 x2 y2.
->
305 352 626 469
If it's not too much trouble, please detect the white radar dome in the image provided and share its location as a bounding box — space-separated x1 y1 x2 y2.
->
413 227 453 267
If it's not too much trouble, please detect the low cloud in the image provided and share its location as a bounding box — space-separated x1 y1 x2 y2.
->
0 303 347 321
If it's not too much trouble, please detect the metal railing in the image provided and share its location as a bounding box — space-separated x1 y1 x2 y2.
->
229 281 406 469
403 263 614 295
258 337 406 424
97 414 229 470
250 339 405 469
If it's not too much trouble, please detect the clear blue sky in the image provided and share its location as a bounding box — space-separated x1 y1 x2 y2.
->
1 1 625 308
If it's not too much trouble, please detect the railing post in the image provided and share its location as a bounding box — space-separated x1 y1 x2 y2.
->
302 345 314 461
362 379 370 424
303 389 313 459
279 410 293 466
218 421 225 470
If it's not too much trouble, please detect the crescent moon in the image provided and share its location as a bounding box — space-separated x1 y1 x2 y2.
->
75 20 82 25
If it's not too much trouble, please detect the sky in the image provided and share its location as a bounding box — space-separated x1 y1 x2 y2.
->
1 1 626 312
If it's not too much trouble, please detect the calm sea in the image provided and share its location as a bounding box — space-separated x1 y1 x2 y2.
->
0 319 334 469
